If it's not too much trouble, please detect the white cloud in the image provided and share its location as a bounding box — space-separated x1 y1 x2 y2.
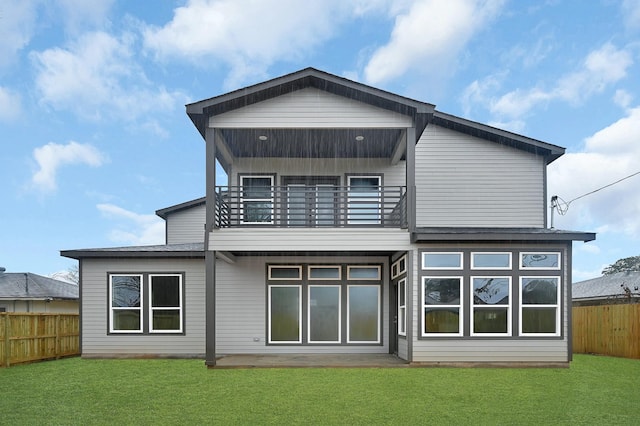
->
31 141 106 192
489 43 633 119
622 0 640 31
56 0 115 32
548 106 640 238
0 0 39 68
97 203 165 246
31 31 186 125
364 0 505 84
0 86 22 122
143 0 352 89
613 89 633 109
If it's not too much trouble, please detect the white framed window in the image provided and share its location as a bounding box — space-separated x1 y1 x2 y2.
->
471 277 511 336
109 274 143 333
398 278 407 336
308 265 341 281
347 265 381 280
422 252 463 270
347 285 381 343
422 277 463 336
240 175 274 224
520 252 561 270
268 285 302 343
471 252 512 270
520 277 561 336
268 265 302 280
149 274 183 333
347 175 381 224
308 285 341 343
391 255 407 279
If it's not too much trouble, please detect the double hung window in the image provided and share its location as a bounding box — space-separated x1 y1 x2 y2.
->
347 176 381 224
471 277 511 336
109 273 183 334
241 176 274 224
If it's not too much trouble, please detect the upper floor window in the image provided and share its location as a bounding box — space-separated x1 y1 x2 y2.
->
347 176 381 224
241 175 274 224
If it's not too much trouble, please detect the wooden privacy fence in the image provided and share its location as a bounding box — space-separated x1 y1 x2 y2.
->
573 303 640 359
0 313 80 367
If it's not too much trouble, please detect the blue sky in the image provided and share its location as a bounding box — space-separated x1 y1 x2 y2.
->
1 0 639 282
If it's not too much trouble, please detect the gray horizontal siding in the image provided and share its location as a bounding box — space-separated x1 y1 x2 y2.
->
415 125 545 228
81 258 205 357
231 158 406 187
165 204 205 244
209 228 411 252
216 255 389 355
211 88 412 128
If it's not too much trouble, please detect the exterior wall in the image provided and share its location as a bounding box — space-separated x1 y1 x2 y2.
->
209 228 411 252
415 125 546 228
216 255 390 355
211 87 412 128
410 243 571 363
165 204 205 244
230 158 406 187
0 300 77 313
80 258 205 357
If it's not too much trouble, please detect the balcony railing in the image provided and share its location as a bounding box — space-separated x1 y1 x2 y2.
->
214 186 407 229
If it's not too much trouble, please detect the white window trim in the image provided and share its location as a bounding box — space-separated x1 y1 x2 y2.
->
347 265 381 280
307 284 342 344
240 175 274 225
109 274 143 334
470 276 512 337
347 175 381 225
421 276 464 337
268 265 303 281
308 265 342 281
471 252 512 270
268 284 302 344
148 274 183 334
346 284 381 344
519 276 561 337
391 255 407 279
422 252 464 270
519 252 561 270
398 278 407 337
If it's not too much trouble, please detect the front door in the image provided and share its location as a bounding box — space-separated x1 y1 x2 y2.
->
284 177 338 226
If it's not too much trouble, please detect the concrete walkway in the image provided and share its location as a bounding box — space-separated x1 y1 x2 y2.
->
212 353 409 368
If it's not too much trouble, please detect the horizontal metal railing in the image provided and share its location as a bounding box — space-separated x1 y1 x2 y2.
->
214 186 407 228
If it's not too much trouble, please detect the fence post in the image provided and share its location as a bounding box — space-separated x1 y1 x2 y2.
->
4 313 10 368
55 315 60 360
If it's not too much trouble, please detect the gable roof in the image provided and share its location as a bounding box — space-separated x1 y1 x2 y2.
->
156 197 205 219
0 272 78 300
573 271 640 301
186 67 565 163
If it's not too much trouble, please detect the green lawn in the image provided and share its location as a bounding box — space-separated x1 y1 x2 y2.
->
1 355 639 425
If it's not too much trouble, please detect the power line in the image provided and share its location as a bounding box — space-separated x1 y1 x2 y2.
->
552 170 640 217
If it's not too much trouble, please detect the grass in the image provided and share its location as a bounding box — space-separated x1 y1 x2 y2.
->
1 355 639 425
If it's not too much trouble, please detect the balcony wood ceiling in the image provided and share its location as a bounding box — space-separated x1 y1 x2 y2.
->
219 128 405 159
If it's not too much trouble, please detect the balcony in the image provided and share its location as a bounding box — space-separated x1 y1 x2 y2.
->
214 186 407 229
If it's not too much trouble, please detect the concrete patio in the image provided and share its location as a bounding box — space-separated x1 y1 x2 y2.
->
212 353 409 368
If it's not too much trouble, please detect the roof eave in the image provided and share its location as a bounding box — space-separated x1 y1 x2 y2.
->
411 228 596 243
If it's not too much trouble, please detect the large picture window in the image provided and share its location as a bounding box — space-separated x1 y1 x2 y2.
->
422 277 463 336
347 285 381 343
268 285 302 343
109 273 184 334
308 285 341 343
520 277 560 336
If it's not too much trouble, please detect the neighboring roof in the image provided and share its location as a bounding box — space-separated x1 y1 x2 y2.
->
0 272 78 300
411 227 596 243
573 271 640 301
156 197 205 219
61 243 205 260
186 67 566 163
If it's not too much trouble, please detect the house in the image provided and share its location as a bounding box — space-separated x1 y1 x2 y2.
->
61 68 595 366
0 267 79 313
573 271 640 306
